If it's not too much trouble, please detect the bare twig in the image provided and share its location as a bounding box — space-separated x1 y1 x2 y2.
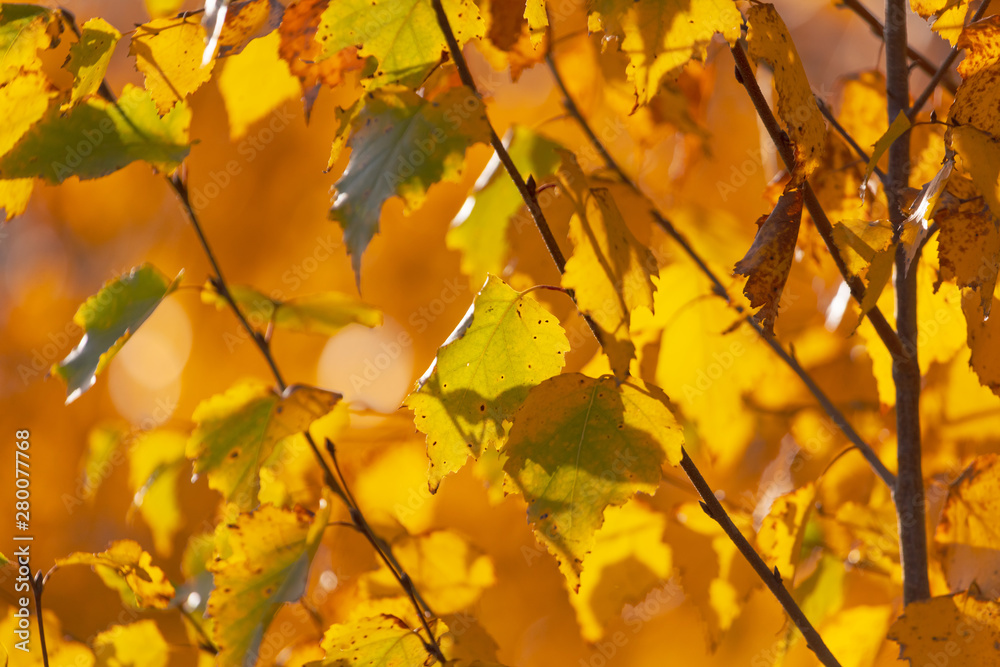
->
30 572 50 667
730 42 907 362
836 0 958 94
545 53 896 490
885 0 931 605
815 96 887 184
431 3 842 665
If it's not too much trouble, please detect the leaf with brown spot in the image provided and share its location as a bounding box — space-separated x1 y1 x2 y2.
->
216 0 283 58
277 0 365 91
734 185 803 336
888 588 1000 666
962 292 1000 396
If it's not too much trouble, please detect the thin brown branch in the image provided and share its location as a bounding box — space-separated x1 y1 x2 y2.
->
910 0 992 117
679 453 842 667
431 5 840 664
31 572 50 667
730 42 906 362
55 9 444 658
836 0 958 94
885 0 931 605
544 54 896 491
815 96 887 184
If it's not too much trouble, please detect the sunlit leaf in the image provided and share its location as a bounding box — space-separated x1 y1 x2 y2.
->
936 454 1000 592
201 282 382 336
0 4 62 85
67 18 121 103
52 264 183 404
747 3 826 179
733 185 802 336
524 0 547 47
0 85 191 183
911 0 971 45
0 609 94 666
888 588 1000 666
950 15 1000 136
503 373 683 589
217 30 301 140
756 482 815 582
405 275 569 491
55 540 175 609
860 111 910 195
569 500 672 641
128 430 187 556
328 86 491 282
187 380 341 509
588 0 741 107
215 0 282 58
307 615 434 666
935 190 999 315
277 0 365 92
357 530 495 616
316 0 484 89
950 125 1000 220
447 126 563 286
556 152 657 380
963 292 1000 396
208 501 331 667
130 15 214 113
93 620 169 667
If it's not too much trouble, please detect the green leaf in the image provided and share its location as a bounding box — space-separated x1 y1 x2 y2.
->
67 17 121 103
328 86 490 282
0 4 62 85
405 276 569 491
208 501 331 667
55 540 175 609
0 85 191 184
502 373 683 589
307 615 434 667
447 126 563 286
201 282 383 336
53 264 182 404
316 0 483 89
186 381 341 509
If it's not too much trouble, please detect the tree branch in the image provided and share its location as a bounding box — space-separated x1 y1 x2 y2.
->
836 0 958 94
885 0 931 605
431 4 842 665
730 42 906 362
545 53 895 491
54 9 445 659
814 96 887 184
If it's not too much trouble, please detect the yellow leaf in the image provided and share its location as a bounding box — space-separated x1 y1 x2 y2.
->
0 70 56 156
935 192 1000 315
747 3 826 179
79 423 124 501
130 16 214 113
734 185 803 336
524 0 547 47
357 530 496 616
0 4 62 85
309 615 436 666
0 177 33 221
756 482 815 582
963 292 1000 396
936 454 1000 592
819 605 893 667
93 620 169 667
144 0 184 19
128 430 187 556
503 374 683 589
951 124 1000 220
569 501 672 641
217 30 301 140
55 540 175 609
861 111 911 194
950 16 1000 138
208 501 331 667
888 588 1000 667
187 381 341 509
405 276 569 491
0 609 94 666
588 0 741 107
557 153 657 380
278 0 365 91
911 0 971 45
67 18 121 103
216 0 283 59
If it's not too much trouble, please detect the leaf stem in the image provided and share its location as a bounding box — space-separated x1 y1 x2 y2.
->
730 42 907 362
545 52 896 490
885 0 931 605
909 0 992 118
30 572 50 667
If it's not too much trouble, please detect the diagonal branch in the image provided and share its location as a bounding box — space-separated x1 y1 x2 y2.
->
731 42 906 362
814 95 887 184
55 10 445 660
909 0 992 117
544 54 895 491
836 0 958 94
431 3 842 665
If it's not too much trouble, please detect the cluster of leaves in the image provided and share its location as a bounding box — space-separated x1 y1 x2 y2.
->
3 0 1000 666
